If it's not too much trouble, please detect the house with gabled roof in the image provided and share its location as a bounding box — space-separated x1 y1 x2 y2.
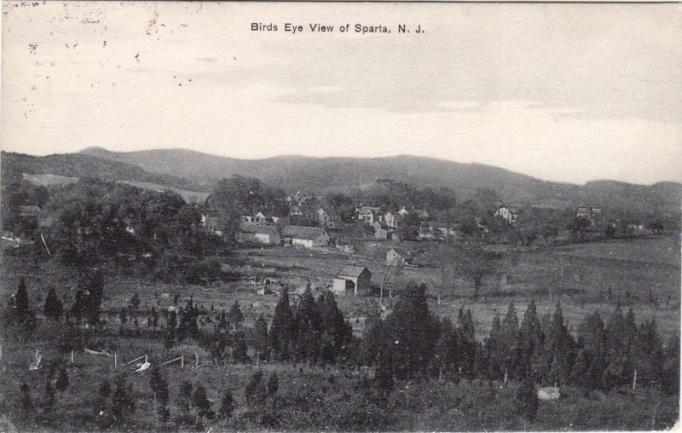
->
282 225 330 248
236 223 281 245
317 207 340 228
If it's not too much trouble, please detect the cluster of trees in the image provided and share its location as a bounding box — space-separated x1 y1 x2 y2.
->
44 179 224 268
207 175 289 220
268 288 354 364
360 283 679 397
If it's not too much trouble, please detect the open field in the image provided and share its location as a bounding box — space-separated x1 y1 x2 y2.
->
555 235 680 266
3 234 678 341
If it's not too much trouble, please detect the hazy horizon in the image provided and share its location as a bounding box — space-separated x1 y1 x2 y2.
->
3 145 677 188
2 2 681 185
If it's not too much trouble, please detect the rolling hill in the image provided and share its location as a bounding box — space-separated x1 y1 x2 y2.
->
3 147 679 215
79 146 681 214
1 151 206 192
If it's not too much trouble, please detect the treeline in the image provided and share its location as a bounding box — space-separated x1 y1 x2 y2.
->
4 279 680 430
363 284 679 396
10 275 680 399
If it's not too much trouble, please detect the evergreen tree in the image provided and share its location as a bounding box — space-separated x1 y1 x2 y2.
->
219 389 235 420
432 317 458 381
192 384 212 422
578 311 606 356
254 313 269 362
85 269 105 325
270 288 293 361
458 308 477 379
244 370 266 407
317 290 351 363
228 300 244 329
500 302 519 375
267 372 279 396
383 282 440 379
486 315 503 380
156 379 170 422
587 354 607 389
43 288 63 321
606 304 626 356
56 366 69 392
43 381 55 413
570 349 591 389
19 383 32 415
14 278 30 323
129 292 141 312
96 380 111 415
178 381 193 416
232 331 249 363
515 379 539 422
358 309 384 367
519 300 544 352
546 302 575 386
111 376 131 422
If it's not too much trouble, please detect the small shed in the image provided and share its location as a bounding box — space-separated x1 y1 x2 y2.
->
386 247 408 266
332 265 372 296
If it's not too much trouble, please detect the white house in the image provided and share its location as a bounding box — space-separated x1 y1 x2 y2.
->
493 205 517 224
357 206 381 225
282 225 330 248
236 224 281 245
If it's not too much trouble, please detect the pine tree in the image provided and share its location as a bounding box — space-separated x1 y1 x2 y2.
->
570 349 591 388
486 315 503 380
515 379 538 422
267 372 279 396
129 292 141 312
245 370 266 407
43 288 63 321
458 309 477 379
500 302 519 372
56 366 69 392
578 311 606 356
219 389 235 420
228 300 244 329
270 288 293 361
192 384 212 422
232 331 249 363
96 380 111 415
111 376 131 422
358 309 384 367
14 278 30 323
432 317 457 381
43 381 55 413
178 381 193 415
384 282 440 379
254 313 269 362
519 300 544 352
19 383 32 415
85 269 105 326
156 378 170 422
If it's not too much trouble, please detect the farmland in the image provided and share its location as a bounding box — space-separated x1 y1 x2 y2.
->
1 157 679 432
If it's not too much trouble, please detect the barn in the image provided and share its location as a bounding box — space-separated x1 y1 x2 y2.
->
282 225 330 248
332 265 372 296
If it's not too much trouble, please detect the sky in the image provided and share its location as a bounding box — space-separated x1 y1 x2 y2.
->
2 2 681 185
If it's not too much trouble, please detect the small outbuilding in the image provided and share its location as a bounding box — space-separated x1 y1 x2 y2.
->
386 247 408 266
332 265 372 296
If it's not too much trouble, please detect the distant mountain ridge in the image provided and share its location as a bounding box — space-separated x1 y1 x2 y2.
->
3 147 679 216
79 146 681 215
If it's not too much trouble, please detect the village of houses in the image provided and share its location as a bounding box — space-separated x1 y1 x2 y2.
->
195 189 615 305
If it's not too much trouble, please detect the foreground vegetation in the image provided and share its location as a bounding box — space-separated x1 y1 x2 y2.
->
1 270 678 432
